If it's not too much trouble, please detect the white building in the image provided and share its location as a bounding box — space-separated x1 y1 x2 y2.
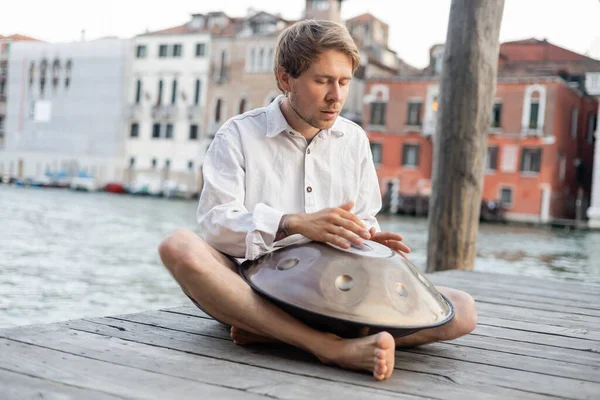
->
123 15 212 195
0 38 131 184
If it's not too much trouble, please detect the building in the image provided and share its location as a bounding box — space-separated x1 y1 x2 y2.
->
0 38 132 184
204 10 292 142
0 34 41 150
364 39 600 223
123 15 212 195
343 13 417 125
585 71 600 227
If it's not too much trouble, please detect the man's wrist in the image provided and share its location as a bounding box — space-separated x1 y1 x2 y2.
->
275 214 292 241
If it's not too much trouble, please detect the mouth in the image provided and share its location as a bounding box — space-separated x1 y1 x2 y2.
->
321 110 339 119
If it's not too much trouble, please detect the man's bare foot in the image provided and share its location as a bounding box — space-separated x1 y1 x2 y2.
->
317 331 395 381
230 326 278 345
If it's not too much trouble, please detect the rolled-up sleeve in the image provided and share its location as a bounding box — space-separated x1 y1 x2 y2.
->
197 128 284 260
353 134 382 232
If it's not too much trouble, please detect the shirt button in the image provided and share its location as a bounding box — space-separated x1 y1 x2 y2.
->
307 148 311 154
307 186 312 193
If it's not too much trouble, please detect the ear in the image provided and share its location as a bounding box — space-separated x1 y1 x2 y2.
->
276 66 291 93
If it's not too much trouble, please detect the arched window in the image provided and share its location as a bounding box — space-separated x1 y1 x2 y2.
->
65 59 72 88
28 62 35 88
239 98 246 114
39 59 48 96
52 59 61 89
522 84 546 134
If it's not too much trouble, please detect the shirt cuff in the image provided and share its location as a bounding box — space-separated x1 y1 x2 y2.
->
245 203 285 260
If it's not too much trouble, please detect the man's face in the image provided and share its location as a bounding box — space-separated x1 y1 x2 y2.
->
287 50 353 130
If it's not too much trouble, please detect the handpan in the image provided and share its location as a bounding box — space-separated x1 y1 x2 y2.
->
240 240 454 338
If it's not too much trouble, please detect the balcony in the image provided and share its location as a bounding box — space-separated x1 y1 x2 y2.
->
151 105 178 120
187 105 202 120
126 104 141 119
586 72 600 96
212 66 230 85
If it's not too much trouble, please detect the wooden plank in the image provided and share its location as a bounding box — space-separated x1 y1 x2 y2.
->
473 324 600 352
163 306 600 366
163 305 600 351
102 311 599 399
402 341 600 382
63 316 552 400
429 273 600 306
469 294 600 318
0 338 272 400
0 368 123 400
432 270 600 294
1 324 422 400
451 333 600 368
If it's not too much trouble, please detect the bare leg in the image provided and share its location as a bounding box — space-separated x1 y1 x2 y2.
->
231 287 477 348
159 229 395 381
394 287 477 347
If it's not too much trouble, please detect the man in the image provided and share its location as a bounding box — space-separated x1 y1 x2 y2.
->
159 20 476 381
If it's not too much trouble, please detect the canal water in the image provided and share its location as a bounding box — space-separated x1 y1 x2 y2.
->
1 185 598 328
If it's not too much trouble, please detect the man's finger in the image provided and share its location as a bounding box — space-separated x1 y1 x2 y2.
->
337 209 366 228
336 218 370 239
373 231 403 241
338 201 354 211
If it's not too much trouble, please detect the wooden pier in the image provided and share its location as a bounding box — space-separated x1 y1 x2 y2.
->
1 270 599 399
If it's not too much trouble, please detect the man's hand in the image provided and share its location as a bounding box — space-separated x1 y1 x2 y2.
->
368 227 411 254
286 201 371 248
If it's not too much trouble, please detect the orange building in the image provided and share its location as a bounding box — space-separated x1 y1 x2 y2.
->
365 39 600 223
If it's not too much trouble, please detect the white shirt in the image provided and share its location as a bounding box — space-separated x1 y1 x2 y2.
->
197 95 382 261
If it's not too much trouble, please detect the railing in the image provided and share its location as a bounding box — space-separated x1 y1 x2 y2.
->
212 66 230 85
422 117 436 135
151 105 178 120
187 105 202 120
126 104 141 119
586 72 600 96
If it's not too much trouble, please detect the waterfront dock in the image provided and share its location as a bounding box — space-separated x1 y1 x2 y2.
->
1 270 599 399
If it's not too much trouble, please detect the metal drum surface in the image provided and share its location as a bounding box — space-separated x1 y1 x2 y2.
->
240 240 454 338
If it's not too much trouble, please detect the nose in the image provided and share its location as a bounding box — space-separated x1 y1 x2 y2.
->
327 82 343 102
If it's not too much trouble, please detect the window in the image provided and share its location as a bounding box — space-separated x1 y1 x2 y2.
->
188 160 194 170
165 124 174 139
491 103 502 128
215 98 222 122
402 143 420 166
189 124 198 140
194 79 201 105
370 102 386 126
65 59 72 88
130 123 139 138
195 43 206 57
136 45 147 58
173 44 182 57
588 113 597 144
520 148 542 173
135 80 142 104
151 158 157 169
159 44 168 58
500 187 512 207
165 159 171 168
259 48 265 71
157 80 163 105
570 107 578 138
239 98 246 114
129 157 135 168
406 102 422 126
249 48 256 71
171 79 177 104
39 59 47 96
52 59 60 89
486 146 498 171
28 62 34 87
370 142 382 165
152 123 161 139
529 101 540 129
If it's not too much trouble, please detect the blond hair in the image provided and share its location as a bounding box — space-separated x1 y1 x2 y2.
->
273 20 360 91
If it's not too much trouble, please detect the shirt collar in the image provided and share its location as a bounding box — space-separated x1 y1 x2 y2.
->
266 94 345 138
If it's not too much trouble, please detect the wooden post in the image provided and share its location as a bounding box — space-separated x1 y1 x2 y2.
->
426 0 505 272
